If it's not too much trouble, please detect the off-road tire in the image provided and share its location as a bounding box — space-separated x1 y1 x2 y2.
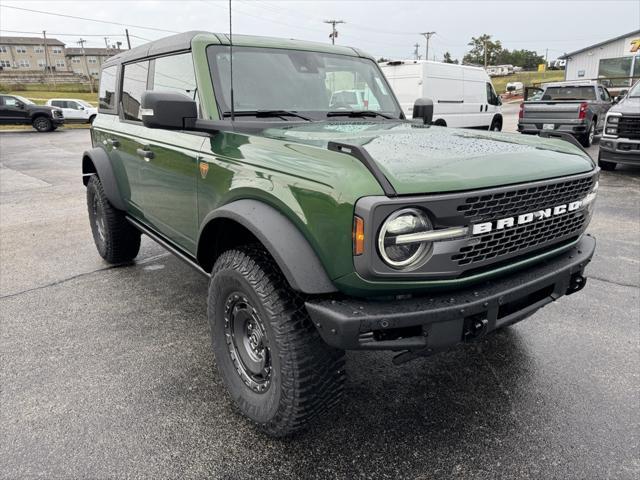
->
32 116 53 132
208 247 345 437
598 152 617 171
86 175 141 263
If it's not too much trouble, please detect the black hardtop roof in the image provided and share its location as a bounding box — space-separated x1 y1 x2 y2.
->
101 31 370 68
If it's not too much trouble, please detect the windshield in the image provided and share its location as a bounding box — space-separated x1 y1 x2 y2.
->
14 95 35 105
541 86 596 101
77 100 93 108
628 81 640 97
207 45 401 119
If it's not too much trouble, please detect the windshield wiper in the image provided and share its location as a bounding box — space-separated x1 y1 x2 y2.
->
326 110 394 119
223 110 312 121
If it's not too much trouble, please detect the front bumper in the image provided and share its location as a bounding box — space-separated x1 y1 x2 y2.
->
599 138 640 165
306 235 595 351
518 119 588 136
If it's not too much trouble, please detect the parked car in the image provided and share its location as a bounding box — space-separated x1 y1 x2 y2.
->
330 89 380 110
46 98 97 123
518 81 613 147
598 80 640 170
505 81 524 94
83 31 597 437
380 60 503 130
0 94 64 132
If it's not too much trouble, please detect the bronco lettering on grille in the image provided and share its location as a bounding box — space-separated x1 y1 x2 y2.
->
472 200 583 235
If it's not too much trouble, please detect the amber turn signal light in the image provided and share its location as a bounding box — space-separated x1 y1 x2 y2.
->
353 216 365 256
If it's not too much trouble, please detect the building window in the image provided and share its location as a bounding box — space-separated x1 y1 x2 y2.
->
0 60 11 68
18 59 30 68
52 47 63 54
56 60 65 68
598 57 633 87
72 57 81 64
15 46 27 54
0 46 7 53
38 59 47 68
91 71 99 77
88 57 98 64
34 46 44 53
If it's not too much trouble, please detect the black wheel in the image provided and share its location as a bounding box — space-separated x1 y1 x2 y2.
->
86 175 141 263
208 247 345 437
489 116 502 132
32 116 53 132
580 122 595 147
433 119 447 127
598 152 617 171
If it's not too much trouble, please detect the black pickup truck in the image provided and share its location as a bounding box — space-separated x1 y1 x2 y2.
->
0 94 64 132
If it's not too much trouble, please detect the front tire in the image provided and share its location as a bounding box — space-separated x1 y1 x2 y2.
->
598 152 617 171
489 116 502 132
208 247 345 437
86 175 141 263
32 116 53 132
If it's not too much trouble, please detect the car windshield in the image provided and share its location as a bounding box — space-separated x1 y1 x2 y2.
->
541 86 596 101
207 45 401 119
76 100 93 107
14 95 35 105
628 82 640 97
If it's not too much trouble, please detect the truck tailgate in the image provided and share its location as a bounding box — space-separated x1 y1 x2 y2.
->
522 102 582 122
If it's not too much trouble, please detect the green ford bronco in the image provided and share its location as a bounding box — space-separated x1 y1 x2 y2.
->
83 32 598 436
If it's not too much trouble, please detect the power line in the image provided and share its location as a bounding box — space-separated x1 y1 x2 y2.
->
0 5 180 34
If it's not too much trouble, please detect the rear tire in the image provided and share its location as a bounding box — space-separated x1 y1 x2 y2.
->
598 152 617 171
580 122 595 147
489 116 502 132
208 246 345 437
86 175 141 263
32 116 53 132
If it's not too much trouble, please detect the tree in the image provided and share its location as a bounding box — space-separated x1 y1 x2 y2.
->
463 34 502 66
443 51 458 64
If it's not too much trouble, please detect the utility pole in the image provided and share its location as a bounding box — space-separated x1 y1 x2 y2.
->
413 43 420 60
324 20 345 45
42 30 56 86
77 38 94 93
420 32 435 63
104 37 111 54
484 40 488 67
125 29 131 49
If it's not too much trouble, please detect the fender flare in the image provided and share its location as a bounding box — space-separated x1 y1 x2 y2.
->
81 147 127 211
199 199 337 294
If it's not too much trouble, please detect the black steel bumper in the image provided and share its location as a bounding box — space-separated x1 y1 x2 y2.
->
306 235 596 352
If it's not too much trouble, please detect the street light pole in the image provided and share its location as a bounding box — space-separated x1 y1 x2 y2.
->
324 20 345 45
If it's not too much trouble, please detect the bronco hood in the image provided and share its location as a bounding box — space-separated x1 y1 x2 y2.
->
262 121 595 195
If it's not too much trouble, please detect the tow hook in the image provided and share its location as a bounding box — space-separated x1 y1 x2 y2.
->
463 315 488 342
567 273 587 295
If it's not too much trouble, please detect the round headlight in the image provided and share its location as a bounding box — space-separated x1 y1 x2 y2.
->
378 208 433 269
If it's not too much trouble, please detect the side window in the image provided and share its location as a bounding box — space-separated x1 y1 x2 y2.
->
121 61 150 121
4 97 20 107
152 53 199 106
51 100 64 108
67 101 79 110
486 82 499 105
99 65 118 112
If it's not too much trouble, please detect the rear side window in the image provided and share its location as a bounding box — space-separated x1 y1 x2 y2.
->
541 86 596 101
99 66 118 112
121 61 150 121
51 100 65 108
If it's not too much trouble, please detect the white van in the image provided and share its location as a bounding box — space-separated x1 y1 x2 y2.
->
380 60 503 130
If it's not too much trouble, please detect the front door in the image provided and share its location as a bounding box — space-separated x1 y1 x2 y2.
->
0 96 30 123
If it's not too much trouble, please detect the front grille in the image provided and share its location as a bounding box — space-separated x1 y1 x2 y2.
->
457 175 594 222
452 211 587 266
618 116 640 140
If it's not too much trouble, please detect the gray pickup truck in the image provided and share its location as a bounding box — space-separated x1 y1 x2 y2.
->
518 81 613 147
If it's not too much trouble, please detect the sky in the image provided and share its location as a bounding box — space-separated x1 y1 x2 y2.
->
1 0 639 61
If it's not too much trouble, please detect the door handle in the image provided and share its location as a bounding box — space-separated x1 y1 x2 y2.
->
136 147 155 161
104 138 120 148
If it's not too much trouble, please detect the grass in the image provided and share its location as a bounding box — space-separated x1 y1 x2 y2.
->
492 70 565 94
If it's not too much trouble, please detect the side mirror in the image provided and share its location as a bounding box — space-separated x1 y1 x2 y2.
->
140 91 197 130
16 102 25 109
412 98 434 125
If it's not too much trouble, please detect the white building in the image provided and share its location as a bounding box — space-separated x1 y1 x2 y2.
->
560 30 640 88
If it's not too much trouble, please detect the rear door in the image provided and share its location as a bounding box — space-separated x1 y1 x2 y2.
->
381 64 422 118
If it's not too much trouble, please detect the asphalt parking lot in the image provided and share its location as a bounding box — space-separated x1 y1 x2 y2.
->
1 122 639 479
